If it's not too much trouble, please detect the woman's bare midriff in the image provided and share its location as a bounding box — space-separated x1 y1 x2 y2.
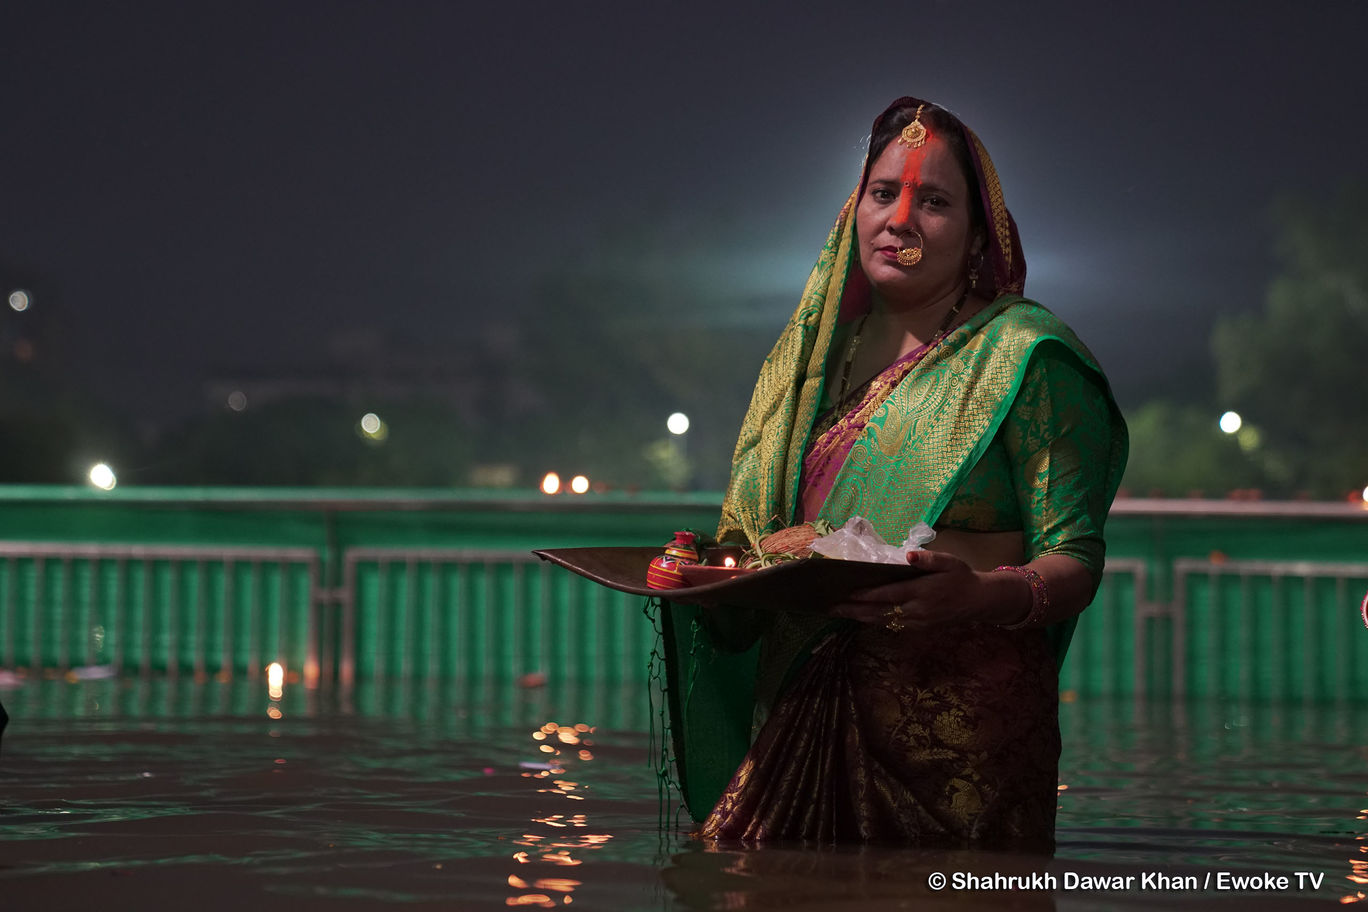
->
926 527 1024 571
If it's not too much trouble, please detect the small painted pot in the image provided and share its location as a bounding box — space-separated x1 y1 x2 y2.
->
647 531 699 590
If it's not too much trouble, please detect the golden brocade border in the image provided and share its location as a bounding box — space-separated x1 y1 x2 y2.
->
967 129 1012 281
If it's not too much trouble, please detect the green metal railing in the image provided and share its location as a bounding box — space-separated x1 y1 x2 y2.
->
0 487 1364 700
0 542 319 680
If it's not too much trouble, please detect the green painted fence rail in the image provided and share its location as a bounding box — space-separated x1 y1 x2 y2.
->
0 486 1364 700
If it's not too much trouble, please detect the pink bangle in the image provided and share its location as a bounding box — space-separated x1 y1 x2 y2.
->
995 565 1049 629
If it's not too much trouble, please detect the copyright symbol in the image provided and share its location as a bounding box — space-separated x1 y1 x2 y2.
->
928 872 946 891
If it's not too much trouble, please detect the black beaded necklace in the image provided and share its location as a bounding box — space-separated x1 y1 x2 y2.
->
834 289 969 406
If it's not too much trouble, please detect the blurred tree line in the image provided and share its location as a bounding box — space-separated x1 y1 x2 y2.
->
2 185 1363 497
0 248 776 491
1120 183 1368 499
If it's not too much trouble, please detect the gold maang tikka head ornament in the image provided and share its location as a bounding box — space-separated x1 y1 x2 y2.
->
897 104 927 149
896 231 924 266
893 105 928 265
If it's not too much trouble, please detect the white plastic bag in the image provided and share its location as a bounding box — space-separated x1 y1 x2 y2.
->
808 516 936 564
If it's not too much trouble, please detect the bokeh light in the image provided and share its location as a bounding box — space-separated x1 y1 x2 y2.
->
88 463 116 490
569 475 589 494
8 290 30 312
357 412 388 442
541 472 561 495
227 391 247 412
1219 411 1242 434
667 412 690 435
267 662 284 701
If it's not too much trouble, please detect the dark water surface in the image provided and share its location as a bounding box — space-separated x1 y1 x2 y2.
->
2 677 1365 911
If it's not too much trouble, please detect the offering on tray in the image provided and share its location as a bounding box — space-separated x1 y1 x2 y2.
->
533 543 928 613
646 530 702 590
677 561 751 586
808 517 936 564
532 516 933 611
742 520 835 567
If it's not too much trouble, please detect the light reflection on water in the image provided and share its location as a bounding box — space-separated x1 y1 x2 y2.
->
1 678 1364 910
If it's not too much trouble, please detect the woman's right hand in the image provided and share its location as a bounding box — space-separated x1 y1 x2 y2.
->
827 550 1011 633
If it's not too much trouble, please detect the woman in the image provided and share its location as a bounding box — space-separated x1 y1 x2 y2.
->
662 97 1127 848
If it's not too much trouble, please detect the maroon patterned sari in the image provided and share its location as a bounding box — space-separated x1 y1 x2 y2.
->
698 347 1062 849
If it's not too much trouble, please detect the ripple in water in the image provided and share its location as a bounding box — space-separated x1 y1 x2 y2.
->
1 679 1363 909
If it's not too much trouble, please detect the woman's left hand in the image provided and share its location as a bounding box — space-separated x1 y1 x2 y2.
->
827 550 991 633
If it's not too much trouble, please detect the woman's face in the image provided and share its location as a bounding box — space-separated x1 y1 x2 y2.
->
855 134 983 308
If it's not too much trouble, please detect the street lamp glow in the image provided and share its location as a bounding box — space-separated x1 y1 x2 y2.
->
667 412 690 435
357 412 388 442
569 474 589 494
541 472 561 495
88 463 116 491
1219 411 1242 434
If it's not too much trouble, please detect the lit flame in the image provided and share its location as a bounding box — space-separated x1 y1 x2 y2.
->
267 662 284 700
723 556 736 568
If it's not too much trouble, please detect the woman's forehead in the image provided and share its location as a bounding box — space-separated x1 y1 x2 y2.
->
869 136 964 188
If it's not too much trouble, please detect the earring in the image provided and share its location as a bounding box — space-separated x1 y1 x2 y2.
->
967 252 984 288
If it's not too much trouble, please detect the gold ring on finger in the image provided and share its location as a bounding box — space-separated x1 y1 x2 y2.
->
885 603 906 633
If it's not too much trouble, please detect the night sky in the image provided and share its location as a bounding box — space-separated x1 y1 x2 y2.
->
5 1 1367 429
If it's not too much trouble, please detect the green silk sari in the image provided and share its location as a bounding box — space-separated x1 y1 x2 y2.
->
662 98 1127 837
663 302 1126 826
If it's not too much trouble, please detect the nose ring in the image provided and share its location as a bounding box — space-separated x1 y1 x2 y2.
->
896 230 924 267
